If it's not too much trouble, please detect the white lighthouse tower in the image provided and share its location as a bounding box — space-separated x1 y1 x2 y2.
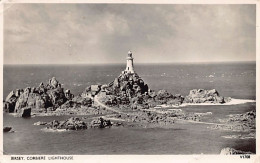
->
125 51 135 74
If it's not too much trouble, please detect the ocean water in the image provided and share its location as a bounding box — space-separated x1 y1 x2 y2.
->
3 62 256 154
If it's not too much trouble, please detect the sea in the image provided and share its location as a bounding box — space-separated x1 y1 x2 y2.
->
3 62 256 154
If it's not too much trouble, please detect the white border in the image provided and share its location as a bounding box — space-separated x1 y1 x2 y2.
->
0 1 259 163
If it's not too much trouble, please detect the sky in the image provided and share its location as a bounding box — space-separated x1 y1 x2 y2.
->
3 4 256 64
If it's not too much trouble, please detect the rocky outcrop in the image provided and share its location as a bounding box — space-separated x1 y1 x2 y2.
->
83 85 102 97
47 117 87 130
156 90 184 105
49 77 60 88
98 71 186 110
106 72 149 97
211 110 255 132
3 127 12 132
61 95 92 109
90 117 112 128
220 147 253 155
184 89 231 104
17 107 31 117
4 77 83 115
4 89 22 113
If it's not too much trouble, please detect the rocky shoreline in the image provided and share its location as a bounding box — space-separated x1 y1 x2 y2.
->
3 71 255 154
3 72 254 130
3 72 233 121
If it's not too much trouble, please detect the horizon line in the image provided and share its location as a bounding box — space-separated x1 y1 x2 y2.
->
3 60 256 66
3 60 257 65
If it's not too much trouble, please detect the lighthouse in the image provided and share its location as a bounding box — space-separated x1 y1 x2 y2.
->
125 51 135 74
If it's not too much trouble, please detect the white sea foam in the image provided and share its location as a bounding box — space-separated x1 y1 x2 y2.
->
41 128 68 132
168 109 182 111
155 98 256 109
181 98 255 106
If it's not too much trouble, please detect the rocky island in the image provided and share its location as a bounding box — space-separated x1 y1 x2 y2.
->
3 51 255 154
3 51 232 121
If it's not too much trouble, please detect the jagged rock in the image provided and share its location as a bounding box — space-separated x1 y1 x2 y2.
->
4 90 19 113
113 78 120 88
15 89 22 96
65 89 74 100
3 127 12 132
72 96 92 106
49 77 59 88
15 91 30 111
27 93 45 109
167 94 185 106
36 82 47 94
15 93 47 112
155 90 174 104
48 117 87 130
4 77 72 115
4 99 17 113
6 91 15 102
220 147 253 155
47 87 67 106
184 89 229 104
17 107 31 117
109 72 149 97
90 117 112 128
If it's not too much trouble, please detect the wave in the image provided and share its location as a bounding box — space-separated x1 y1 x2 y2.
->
155 98 256 109
181 98 255 106
41 128 68 132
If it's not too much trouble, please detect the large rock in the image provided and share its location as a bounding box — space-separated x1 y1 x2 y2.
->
15 92 48 112
15 91 30 112
49 77 59 88
5 91 16 102
184 89 229 104
47 87 67 106
27 93 45 109
109 72 149 97
3 127 12 132
4 77 73 114
4 90 21 113
155 90 179 104
4 99 17 113
17 107 31 117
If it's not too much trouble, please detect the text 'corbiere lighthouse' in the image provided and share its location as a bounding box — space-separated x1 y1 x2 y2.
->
125 51 135 74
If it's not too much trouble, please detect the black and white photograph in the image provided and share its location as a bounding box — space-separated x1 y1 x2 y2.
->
1 1 258 160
